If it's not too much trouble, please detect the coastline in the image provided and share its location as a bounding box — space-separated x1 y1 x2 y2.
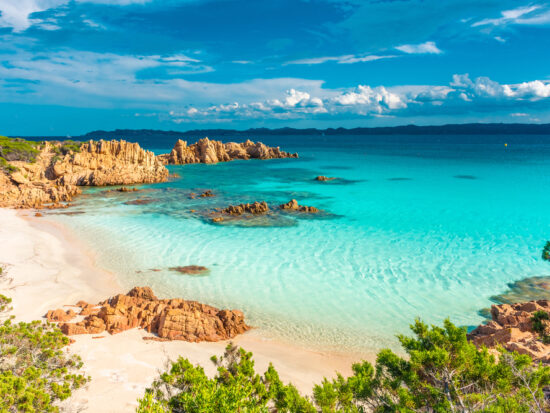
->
0 208 363 412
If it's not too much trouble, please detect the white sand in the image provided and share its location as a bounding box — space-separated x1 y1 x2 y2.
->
0 208 365 412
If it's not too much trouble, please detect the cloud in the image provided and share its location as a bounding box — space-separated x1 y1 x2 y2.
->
472 4 550 27
395 41 442 54
163 74 550 123
285 54 396 65
0 0 153 32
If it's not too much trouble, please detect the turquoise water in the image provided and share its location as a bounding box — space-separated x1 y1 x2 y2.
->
50 135 550 353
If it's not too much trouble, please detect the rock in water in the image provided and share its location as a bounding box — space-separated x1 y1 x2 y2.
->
315 176 336 181
157 137 298 165
52 287 250 342
169 265 209 275
220 201 270 215
279 199 319 213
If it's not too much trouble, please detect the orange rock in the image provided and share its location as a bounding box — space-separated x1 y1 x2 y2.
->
45 308 76 322
279 199 319 213
158 138 298 165
52 287 250 342
469 299 550 363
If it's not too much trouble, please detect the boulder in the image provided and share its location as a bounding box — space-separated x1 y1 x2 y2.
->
279 199 319 213
50 287 250 342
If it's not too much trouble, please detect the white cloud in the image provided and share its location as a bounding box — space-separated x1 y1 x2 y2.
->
395 41 442 54
0 0 153 32
472 5 550 27
286 54 395 65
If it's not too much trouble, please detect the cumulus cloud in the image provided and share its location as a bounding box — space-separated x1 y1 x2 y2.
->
395 41 442 54
165 74 550 123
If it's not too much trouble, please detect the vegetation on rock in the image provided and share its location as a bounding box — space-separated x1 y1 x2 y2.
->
138 318 550 412
0 136 42 173
543 241 550 261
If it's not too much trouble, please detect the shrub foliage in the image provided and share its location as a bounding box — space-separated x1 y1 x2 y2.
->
139 319 550 412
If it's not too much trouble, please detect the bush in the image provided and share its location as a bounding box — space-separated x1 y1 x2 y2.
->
0 136 41 163
139 319 550 412
0 320 89 412
137 343 315 413
543 241 550 261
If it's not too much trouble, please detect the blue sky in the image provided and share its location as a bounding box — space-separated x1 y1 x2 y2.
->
1 0 550 135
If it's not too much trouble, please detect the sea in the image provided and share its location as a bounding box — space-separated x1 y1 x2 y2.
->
47 134 550 354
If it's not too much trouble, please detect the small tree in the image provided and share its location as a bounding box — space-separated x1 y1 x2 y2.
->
138 343 315 413
313 319 550 412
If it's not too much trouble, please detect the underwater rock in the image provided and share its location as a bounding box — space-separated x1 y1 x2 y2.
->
490 276 550 305
54 287 250 342
169 265 209 275
124 198 158 205
315 176 337 182
279 199 319 213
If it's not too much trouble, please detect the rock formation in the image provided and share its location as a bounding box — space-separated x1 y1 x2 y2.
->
0 139 168 208
220 201 269 215
49 287 250 342
279 199 319 213
468 300 550 363
158 137 298 165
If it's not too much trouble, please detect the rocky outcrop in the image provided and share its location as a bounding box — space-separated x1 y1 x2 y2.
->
220 201 269 215
0 139 168 208
52 140 168 186
468 300 550 363
279 199 319 213
51 287 250 342
158 138 298 165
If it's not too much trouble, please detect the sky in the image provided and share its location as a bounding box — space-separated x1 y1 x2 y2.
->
1 0 550 135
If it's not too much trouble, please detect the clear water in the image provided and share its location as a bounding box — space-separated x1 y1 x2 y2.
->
49 134 550 354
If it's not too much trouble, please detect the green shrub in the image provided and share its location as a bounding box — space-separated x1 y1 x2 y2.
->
543 241 550 261
0 320 89 412
137 343 315 413
0 136 40 163
139 319 550 412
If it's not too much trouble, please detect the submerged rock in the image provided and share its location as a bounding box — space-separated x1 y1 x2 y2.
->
124 198 158 205
157 137 298 165
490 276 550 305
469 300 550 363
279 199 319 213
315 176 337 182
169 265 209 275
53 287 250 342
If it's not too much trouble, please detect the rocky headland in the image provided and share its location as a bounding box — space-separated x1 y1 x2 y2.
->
46 287 250 342
0 137 168 208
157 137 298 164
469 300 550 363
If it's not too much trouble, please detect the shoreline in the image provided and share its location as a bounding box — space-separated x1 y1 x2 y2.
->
0 208 364 412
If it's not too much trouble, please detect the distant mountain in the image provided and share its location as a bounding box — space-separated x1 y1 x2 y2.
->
13 123 550 146
78 123 550 140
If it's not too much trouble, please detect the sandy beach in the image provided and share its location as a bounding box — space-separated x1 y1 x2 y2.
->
0 208 361 412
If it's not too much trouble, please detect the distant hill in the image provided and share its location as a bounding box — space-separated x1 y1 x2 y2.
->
12 123 550 148
77 123 550 141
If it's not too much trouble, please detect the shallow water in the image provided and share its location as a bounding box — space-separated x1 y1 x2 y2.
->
50 134 550 353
